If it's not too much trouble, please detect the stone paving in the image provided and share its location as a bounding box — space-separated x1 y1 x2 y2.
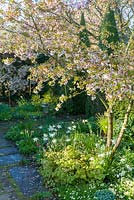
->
0 121 46 200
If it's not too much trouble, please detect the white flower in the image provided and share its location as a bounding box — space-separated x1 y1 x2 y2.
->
112 139 116 145
120 171 126 177
72 125 76 129
55 103 61 111
43 137 48 142
117 174 120 178
43 134 48 141
66 137 71 142
66 130 71 134
48 125 54 131
52 139 57 144
39 125 43 129
102 74 110 80
91 96 96 101
33 137 39 142
57 124 62 129
120 158 126 162
105 151 111 156
82 119 88 123
126 164 132 171
98 153 105 158
49 133 56 138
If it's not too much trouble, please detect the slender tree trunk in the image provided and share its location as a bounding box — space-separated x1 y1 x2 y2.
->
29 79 31 96
106 106 113 149
8 90 11 105
112 100 133 154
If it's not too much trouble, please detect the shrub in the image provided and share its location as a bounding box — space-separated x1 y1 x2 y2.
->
17 137 37 155
0 103 12 120
6 121 40 155
41 133 108 184
94 189 115 200
5 121 35 141
116 178 134 200
15 129 39 155
12 97 43 119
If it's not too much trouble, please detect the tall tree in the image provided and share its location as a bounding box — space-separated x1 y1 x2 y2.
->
0 0 133 156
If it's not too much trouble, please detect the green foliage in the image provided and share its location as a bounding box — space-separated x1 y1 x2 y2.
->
85 95 106 117
94 189 115 200
97 114 108 135
6 121 40 155
17 97 42 112
113 100 134 146
76 117 99 134
118 178 134 199
57 182 97 200
103 146 134 190
31 94 43 108
0 103 12 120
42 90 58 113
12 97 43 119
79 12 90 47
114 100 134 119
35 53 49 64
17 136 37 155
5 121 35 142
31 191 52 200
4 112 134 199
99 8 119 54
41 133 108 184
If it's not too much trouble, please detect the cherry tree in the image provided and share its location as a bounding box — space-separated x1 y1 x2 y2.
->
0 61 32 104
0 0 134 155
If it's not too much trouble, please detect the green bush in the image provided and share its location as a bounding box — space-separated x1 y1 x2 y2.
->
12 97 43 119
13 109 43 119
5 121 35 141
0 103 12 120
118 178 134 199
6 121 40 155
41 133 108 184
94 189 115 200
17 137 37 155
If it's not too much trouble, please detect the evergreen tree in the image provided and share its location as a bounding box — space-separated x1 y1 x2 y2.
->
99 8 119 54
79 12 90 47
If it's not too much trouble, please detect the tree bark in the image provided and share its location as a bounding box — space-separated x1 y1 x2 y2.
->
106 106 113 149
112 100 133 154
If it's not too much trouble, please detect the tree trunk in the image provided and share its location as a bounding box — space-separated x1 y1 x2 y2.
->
106 106 113 149
112 100 133 154
8 90 11 105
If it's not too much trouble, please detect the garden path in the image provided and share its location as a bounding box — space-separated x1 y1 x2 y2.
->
0 121 45 200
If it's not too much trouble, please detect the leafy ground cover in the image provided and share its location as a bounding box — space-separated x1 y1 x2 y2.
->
0 96 44 121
